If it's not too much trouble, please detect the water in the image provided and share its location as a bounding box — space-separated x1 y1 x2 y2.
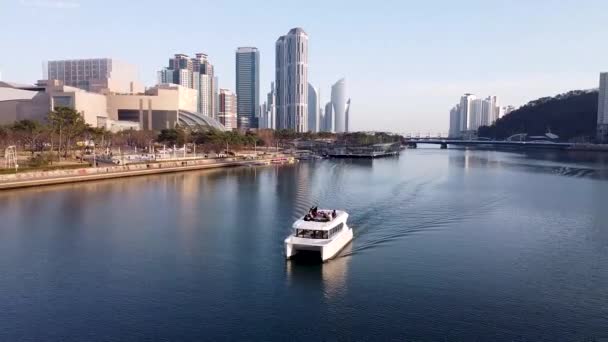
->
1 148 608 341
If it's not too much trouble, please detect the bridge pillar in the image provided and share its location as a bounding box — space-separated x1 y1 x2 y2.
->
440 143 447 149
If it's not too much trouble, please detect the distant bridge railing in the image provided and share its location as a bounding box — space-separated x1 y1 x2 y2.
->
402 139 573 150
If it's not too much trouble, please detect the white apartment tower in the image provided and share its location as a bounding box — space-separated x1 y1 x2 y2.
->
331 78 350 133
260 82 277 129
459 94 475 132
480 96 499 127
307 83 319 132
469 98 484 131
275 28 309 132
449 104 461 138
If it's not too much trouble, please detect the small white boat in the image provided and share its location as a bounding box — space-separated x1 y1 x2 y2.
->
284 209 353 262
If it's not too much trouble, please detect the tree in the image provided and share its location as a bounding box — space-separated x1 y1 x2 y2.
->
157 128 179 145
12 120 45 155
48 107 87 159
478 90 598 141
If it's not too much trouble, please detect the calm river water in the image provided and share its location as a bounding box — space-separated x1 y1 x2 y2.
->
1 148 608 341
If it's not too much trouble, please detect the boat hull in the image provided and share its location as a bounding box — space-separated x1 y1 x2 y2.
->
285 225 353 262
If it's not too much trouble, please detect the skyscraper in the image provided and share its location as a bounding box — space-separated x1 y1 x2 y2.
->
481 95 499 127
331 78 350 133
323 101 333 132
459 94 475 132
267 82 276 130
598 72 608 143
235 47 260 130
307 83 319 132
157 69 174 84
157 53 216 118
345 99 351 133
469 98 483 131
218 89 237 130
449 104 461 138
275 28 308 132
193 53 216 118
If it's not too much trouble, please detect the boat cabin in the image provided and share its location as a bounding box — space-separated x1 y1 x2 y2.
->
295 223 345 240
292 209 348 240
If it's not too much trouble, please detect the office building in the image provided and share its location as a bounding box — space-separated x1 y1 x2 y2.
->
331 78 350 133
235 47 260 130
47 58 144 94
275 27 308 132
307 83 319 132
219 89 237 130
0 81 226 131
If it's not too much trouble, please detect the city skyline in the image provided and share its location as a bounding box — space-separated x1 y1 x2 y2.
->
2 1 608 133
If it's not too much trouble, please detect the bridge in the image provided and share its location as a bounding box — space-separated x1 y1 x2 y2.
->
403 139 574 150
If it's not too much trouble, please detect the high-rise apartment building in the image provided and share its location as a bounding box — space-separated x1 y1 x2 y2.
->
331 78 350 133
218 89 237 130
47 58 143 94
235 47 260 130
451 94 505 136
157 53 217 118
262 83 276 129
323 101 333 132
598 72 608 143
459 93 475 132
275 28 308 132
449 104 461 138
478 96 499 128
469 98 483 131
307 83 319 132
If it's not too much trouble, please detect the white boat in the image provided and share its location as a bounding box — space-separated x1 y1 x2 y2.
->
284 209 353 262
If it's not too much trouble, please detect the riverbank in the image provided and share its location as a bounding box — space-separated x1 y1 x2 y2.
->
0 156 283 190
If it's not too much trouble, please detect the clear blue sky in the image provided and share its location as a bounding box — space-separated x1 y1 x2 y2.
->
2 0 607 133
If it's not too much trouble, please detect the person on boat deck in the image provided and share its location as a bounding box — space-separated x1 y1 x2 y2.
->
332 210 337 218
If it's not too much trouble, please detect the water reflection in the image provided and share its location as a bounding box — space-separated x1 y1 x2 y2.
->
285 244 352 301
447 149 608 180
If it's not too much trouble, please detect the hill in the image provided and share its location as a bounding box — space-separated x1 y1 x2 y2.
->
478 90 598 141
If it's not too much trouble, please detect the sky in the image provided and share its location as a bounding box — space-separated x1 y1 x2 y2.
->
1 0 608 133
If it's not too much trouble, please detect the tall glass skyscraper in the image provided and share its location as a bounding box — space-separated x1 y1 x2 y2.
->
275 28 308 132
235 47 260 130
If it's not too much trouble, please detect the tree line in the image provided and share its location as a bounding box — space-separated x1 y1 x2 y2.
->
478 90 598 142
1 107 403 168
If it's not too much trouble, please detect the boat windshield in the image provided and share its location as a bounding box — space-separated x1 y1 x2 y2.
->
296 229 328 239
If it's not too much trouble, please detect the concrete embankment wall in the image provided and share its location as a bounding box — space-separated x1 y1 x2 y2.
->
0 158 262 190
